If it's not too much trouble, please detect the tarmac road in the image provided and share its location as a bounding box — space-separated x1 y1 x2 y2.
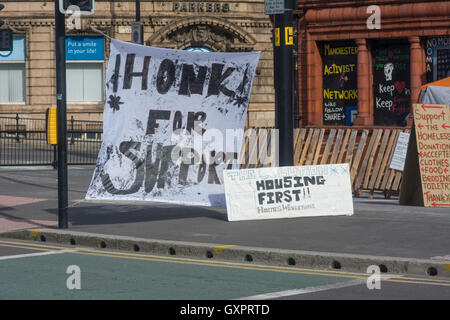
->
0 166 449 260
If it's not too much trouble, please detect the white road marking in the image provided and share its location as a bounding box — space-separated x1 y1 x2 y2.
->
237 279 366 300
237 274 402 300
0 249 76 261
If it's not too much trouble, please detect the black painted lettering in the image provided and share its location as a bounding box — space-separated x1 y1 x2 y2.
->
274 179 283 189
186 111 207 134
266 192 275 204
156 59 176 94
144 144 176 192
317 176 326 185
123 54 151 90
292 189 301 201
172 111 183 132
293 176 303 187
101 142 144 195
275 191 283 203
284 190 292 202
256 180 265 191
179 64 208 96
146 110 171 135
258 192 265 205
208 151 221 185
304 176 316 186
283 176 292 188
110 54 121 93
207 63 236 97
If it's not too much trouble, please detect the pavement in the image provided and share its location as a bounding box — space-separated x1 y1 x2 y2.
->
1 166 450 278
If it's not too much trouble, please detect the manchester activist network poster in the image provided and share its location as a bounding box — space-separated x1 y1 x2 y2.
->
86 39 260 207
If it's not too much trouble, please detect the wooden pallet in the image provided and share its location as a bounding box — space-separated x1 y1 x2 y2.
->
239 127 409 196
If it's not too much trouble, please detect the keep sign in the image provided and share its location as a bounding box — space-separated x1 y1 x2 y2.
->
223 164 354 221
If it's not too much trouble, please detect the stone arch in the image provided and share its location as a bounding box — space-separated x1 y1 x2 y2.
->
146 16 256 52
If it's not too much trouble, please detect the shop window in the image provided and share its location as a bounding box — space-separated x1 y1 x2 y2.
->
65 36 104 103
322 41 358 126
372 41 410 126
426 37 450 83
0 36 26 103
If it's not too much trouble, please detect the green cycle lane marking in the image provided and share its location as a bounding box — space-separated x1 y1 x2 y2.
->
0 251 356 300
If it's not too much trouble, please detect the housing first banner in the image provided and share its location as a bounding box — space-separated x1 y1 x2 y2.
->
86 39 260 207
223 164 354 221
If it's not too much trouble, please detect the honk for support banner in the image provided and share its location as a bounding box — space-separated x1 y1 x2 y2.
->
86 39 260 207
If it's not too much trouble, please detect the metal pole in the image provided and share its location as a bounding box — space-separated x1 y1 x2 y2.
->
55 0 68 229
273 0 294 166
136 0 143 45
136 0 140 22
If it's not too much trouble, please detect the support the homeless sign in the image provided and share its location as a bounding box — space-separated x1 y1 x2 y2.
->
86 39 260 206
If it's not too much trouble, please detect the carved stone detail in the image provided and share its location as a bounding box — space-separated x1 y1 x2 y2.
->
147 16 256 52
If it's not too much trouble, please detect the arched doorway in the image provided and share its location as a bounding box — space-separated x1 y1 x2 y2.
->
146 16 256 52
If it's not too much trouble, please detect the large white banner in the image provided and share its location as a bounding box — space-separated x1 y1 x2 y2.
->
223 164 354 221
86 39 260 207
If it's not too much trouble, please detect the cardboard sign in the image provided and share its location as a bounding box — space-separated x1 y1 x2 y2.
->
85 39 260 207
414 104 450 207
322 42 358 125
389 132 410 171
223 164 354 222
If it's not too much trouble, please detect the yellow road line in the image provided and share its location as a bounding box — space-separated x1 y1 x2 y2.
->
70 250 371 281
2 239 371 277
0 243 61 252
0 240 69 250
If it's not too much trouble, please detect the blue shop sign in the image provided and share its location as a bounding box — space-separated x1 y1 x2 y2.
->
65 36 104 60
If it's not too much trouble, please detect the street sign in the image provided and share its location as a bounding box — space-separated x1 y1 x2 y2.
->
0 29 12 51
131 21 143 45
265 0 284 15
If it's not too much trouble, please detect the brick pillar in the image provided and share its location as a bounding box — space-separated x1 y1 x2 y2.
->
409 36 423 107
306 38 322 125
353 39 371 126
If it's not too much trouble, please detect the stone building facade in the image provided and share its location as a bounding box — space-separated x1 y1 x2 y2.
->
0 0 275 127
296 0 450 128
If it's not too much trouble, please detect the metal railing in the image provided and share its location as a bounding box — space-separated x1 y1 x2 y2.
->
0 114 102 167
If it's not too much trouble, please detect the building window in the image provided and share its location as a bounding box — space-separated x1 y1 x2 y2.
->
66 62 104 102
426 37 450 83
65 36 104 103
185 46 213 53
372 40 410 126
0 36 26 103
